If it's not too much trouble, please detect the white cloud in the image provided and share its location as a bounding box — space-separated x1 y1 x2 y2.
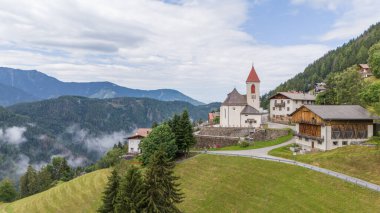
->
0 0 331 102
66 124 128 155
291 0 347 11
292 0 380 42
0 126 27 145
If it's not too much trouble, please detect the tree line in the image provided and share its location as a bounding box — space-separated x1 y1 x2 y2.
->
98 110 196 212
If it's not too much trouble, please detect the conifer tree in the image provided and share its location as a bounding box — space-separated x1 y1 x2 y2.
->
98 169 120 213
142 149 183 213
115 166 145 213
0 178 17 202
180 110 195 155
19 165 38 197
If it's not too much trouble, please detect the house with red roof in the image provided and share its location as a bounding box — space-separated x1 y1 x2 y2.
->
127 128 152 153
220 66 263 128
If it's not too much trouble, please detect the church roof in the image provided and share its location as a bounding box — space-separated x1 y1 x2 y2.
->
241 105 261 115
222 88 247 106
246 66 260 83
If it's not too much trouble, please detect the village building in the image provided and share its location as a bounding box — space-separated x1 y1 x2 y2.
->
127 128 152 153
269 92 316 123
291 105 377 151
358 64 373 78
314 82 327 94
208 111 220 125
220 66 263 128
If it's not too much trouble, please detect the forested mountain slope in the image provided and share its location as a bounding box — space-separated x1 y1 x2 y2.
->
261 22 380 108
0 96 219 181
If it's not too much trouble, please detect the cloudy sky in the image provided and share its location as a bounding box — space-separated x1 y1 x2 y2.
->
0 0 379 103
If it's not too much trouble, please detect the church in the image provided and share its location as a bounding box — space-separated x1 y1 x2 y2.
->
220 66 262 128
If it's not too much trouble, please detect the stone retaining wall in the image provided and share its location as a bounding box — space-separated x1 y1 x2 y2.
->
195 127 290 148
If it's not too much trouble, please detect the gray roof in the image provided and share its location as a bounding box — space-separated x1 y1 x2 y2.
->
301 105 379 120
222 88 247 106
271 92 316 101
241 105 261 115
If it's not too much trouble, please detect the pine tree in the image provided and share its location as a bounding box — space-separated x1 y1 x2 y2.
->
142 150 183 213
98 169 120 213
0 178 17 202
19 165 38 197
115 166 146 213
37 166 54 192
180 110 195 155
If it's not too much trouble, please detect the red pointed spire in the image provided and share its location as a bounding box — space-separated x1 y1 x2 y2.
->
246 66 260 83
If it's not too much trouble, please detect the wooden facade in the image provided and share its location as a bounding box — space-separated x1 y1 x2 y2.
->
291 107 324 125
299 123 321 137
292 106 372 139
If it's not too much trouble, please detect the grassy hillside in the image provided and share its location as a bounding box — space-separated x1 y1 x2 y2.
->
269 145 380 185
1 155 379 212
0 169 110 213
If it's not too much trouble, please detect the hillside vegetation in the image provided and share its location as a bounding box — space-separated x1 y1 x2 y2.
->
269 145 380 185
0 96 219 181
2 155 379 212
262 22 380 108
0 169 110 213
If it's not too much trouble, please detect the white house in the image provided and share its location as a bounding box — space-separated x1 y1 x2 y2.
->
220 66 263 128
291 105 377 151
269 92 316 123
127 128 152 153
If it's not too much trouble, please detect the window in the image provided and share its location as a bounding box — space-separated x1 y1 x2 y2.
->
342 141 348 146
295 100 298 104
224 109 226 118
287 100 290 104
305 138 309 142
317 141 322 145
333 141 338 146
273 115 275 118
131 148 134 152
279 107 282 111
275 100 278 104
251 84 256 93
233 107 235 110
272 107 275 110
287 107 290 111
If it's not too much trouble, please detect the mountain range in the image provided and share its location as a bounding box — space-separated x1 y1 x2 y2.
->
0 67 204 106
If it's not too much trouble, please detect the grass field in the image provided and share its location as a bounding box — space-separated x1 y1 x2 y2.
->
209 132 293 151
269 144 380 185
1 155 380 212
0 169 110 213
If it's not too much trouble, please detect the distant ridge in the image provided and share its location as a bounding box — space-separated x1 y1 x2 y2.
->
0 67 204 106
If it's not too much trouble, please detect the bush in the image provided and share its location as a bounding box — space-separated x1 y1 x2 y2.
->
239 141 250 148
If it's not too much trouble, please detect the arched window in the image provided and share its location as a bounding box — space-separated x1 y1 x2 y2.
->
251 84 255 93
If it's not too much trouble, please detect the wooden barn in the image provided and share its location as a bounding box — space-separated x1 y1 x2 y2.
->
290 105 378 151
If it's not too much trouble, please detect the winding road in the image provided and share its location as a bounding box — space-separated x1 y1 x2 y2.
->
205 137 380 192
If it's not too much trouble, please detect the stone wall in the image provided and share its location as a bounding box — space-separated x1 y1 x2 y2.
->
194 127 290 148
195 135 239 149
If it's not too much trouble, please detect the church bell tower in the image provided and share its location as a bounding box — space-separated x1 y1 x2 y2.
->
246 66 260 110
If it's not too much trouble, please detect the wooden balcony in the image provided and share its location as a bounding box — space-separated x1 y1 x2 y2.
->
295 133 324 142
295 119 324 126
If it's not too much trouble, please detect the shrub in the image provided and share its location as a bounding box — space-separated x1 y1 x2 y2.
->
239 141 250 148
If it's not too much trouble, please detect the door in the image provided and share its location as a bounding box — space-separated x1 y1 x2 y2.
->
311 142 315 149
